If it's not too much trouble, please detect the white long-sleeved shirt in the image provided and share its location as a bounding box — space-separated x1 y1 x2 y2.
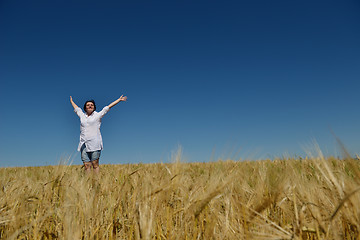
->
74 106 110 152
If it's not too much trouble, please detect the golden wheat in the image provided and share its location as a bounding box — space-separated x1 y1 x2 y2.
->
1 153 360 239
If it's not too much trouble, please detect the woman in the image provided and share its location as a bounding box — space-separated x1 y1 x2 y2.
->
70 95 127 173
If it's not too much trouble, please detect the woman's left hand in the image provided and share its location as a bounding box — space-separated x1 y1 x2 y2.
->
119 95 127 102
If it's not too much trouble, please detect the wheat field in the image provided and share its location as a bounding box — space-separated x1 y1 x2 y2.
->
1 150 360 239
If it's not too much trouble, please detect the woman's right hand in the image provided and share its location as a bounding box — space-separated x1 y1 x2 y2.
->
70 96 79 109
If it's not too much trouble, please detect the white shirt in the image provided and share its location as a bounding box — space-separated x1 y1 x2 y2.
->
74 106 110 152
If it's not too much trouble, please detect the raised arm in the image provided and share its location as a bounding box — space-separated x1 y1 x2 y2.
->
70 96 79 110
108 95 127 109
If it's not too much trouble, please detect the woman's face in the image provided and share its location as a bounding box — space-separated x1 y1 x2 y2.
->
85 102 95 114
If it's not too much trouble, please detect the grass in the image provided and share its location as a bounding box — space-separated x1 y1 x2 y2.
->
1 151 360 239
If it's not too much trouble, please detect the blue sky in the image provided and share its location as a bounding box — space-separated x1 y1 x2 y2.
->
1 0 360 167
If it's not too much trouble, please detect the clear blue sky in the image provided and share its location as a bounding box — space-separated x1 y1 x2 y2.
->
1 0 360 167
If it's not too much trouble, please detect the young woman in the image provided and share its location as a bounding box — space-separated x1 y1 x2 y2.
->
70 95 127 173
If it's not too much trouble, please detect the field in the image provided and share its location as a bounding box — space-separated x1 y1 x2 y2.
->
1 151 360 239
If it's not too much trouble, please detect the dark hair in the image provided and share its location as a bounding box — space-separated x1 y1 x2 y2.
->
83 100 96 111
